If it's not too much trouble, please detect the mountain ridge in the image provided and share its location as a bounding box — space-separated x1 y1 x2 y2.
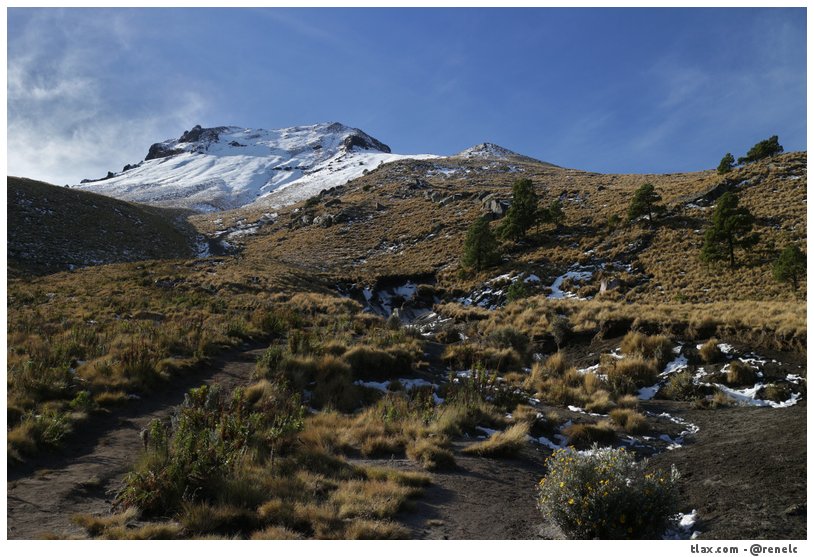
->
74 122 438 213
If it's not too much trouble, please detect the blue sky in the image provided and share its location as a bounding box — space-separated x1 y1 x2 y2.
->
7 7 807 185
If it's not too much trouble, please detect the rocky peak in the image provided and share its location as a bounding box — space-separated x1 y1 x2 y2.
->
456 142 521 160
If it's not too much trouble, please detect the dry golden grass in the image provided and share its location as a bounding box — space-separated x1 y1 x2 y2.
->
608 408 649 433
406 438 456 470
330 479 417 519
620 331 673 366
605 357 659 395
343 519 410 540
726 360 758 386
71 509 138 537
461 422 530 457
563 420 617 448
584 389 615 414
250 526 304 540
699 339 724 363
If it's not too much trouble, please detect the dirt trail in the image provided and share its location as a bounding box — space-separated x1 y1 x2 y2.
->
355 443 558 540
7 343 267 540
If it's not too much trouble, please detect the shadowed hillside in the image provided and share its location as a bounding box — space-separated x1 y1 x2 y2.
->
8 177 201 276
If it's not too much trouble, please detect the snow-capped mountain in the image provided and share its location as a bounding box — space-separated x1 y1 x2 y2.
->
455 142 520 159
75 122 438 212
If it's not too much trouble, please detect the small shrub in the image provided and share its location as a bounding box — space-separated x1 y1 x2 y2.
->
620 332 673 367
562 421 616 448
386 312 402 330
69 390 96 413
726 360 757 386
758 383 793 403
343 345 409 380
506 281 530 303
550 315 572 348
254 345 285 378
659 371 701 401
608 409 648 433
545 351 568 376
406 438 456 470
694 389 736 409
606 357 658 395
585 390 615 414
487 326 529 353
615 394 639 409
538 447 680 539
180 502 260 536
251 526 303 540
698 339 723 364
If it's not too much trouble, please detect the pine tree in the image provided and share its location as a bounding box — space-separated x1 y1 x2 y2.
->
499 178 538 241
545 199 565 230
717 153 735 174
627 183 665 224
737 135 783 165
773 244 806 291
462 216 501 271
700 191 759 268
535 199 565 234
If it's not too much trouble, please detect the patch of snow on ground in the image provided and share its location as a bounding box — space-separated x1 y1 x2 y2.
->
638 385 660 401
711 383 801 408
663 510 701 540
548 269 593 299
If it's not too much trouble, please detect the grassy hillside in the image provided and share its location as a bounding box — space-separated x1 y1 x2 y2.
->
193 152 806 306
7 152 807 539
8 177 200 276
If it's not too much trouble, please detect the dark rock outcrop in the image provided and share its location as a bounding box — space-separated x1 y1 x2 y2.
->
342 131 391 153
179 124 228 144
145 143 184 161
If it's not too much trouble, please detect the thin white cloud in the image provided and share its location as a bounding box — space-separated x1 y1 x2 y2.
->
7 9 211 185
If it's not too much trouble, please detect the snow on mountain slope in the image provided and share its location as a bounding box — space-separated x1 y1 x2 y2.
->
74 122 438 212
456 142 521 159
455 142 557 167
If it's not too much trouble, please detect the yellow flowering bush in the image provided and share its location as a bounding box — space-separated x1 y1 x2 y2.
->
537 446 679 539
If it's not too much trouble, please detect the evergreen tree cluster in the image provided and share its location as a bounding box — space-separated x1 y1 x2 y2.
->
716 135 783 174
699 191 759 269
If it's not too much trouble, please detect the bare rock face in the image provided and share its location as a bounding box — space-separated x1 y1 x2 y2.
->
342 131 391 153
145 143 184 161
179 125 229 145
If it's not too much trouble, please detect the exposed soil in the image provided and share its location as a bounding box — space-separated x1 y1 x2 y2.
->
649 400 807 540
7 343 267 540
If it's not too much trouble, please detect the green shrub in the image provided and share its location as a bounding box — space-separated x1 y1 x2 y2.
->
506 281 530 303
117 384 304 516
538 447 679 539
69 390 96 413
549 315 571 348
254 345 285 378
659 371 701 401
